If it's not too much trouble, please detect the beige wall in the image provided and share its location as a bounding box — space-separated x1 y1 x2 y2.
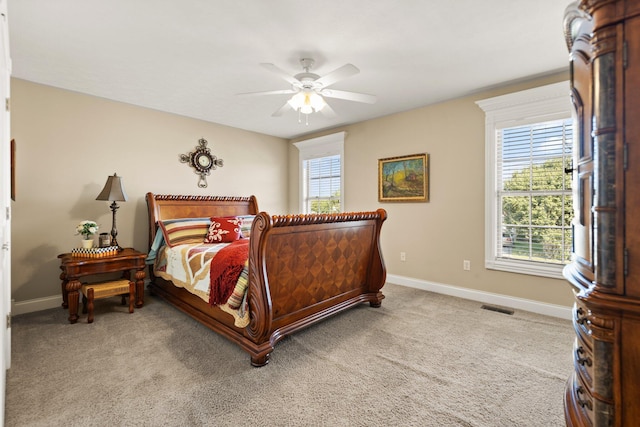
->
11 72 576 309
10 78 288 302
290 71 574 307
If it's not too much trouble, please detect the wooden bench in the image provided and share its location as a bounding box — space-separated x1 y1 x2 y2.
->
81 279 134 323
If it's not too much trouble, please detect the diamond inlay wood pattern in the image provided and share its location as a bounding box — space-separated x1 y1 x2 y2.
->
267 225 372 317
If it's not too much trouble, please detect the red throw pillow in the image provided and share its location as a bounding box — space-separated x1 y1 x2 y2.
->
204 216 243 243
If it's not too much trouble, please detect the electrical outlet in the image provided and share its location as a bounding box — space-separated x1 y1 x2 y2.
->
400 252 406 262
463 260 471 270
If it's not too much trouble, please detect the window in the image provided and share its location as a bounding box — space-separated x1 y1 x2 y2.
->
293 132 345 214
477 82 573 278
305 154 341 213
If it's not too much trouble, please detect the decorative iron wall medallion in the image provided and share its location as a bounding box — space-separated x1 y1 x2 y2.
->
179 138 224 188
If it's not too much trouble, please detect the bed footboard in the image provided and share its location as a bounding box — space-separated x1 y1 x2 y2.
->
244 210 387 366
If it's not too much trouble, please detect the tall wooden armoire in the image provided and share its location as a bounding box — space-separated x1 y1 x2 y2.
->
563 1 640 426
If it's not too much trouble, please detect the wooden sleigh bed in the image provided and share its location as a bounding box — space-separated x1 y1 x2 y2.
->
146 193 387 366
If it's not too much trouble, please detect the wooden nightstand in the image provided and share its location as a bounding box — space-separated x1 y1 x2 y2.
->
58 248 147 324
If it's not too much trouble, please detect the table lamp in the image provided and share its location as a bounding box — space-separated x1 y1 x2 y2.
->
96 173 128 250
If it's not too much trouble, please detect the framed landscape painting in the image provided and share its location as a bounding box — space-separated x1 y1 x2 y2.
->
378 153 429 202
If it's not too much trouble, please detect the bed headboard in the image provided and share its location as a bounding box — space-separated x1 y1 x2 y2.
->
146 192 259 249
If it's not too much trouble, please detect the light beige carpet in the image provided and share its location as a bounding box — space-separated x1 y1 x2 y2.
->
5 284 574 426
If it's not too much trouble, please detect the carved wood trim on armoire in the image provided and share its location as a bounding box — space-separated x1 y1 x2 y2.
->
563 1 640 426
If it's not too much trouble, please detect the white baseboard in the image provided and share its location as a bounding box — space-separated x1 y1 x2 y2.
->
12 276 572 320
386 274 572 320
12 295 62 316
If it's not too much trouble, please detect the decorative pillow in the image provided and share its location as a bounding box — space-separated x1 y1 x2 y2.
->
204 216 243 243
238 215 255 238
159 218 211 247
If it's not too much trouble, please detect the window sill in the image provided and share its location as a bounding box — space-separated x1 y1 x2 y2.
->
485 258 566 280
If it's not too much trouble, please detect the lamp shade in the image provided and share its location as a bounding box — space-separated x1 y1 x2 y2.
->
96 173 128 202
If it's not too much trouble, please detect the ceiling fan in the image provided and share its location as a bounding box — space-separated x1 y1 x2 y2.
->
239 58 377 124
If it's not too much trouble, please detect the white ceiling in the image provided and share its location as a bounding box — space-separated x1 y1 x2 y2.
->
8 1 573 140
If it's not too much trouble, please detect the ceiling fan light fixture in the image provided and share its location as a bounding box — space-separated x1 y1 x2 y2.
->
287 91 325 115
309 92 326 112
287 92 305 110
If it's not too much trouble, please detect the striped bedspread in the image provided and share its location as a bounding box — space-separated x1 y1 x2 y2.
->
153 242 250 327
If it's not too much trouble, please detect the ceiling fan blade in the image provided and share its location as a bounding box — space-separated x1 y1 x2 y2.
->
260 63 300 86
320 102 337 118
320 89 377 104
272 101 292 117
315 64 359 88
237 89 297 97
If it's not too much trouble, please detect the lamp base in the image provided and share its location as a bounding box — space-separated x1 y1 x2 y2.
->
109 201 123 251
110 234 123 252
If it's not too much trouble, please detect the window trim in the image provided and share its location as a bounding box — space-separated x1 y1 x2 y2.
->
293 132 345 214
477 82 571 279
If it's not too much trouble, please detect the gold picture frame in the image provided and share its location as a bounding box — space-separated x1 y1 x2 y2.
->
378 153 429 202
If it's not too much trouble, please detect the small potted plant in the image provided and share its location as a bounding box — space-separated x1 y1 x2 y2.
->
76 220 99 248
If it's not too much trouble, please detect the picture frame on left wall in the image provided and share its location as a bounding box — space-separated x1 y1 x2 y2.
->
378 153 429 202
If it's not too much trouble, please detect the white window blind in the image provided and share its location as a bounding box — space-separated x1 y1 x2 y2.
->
305 154 341 213
497 119 573 265
294 132 345 214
